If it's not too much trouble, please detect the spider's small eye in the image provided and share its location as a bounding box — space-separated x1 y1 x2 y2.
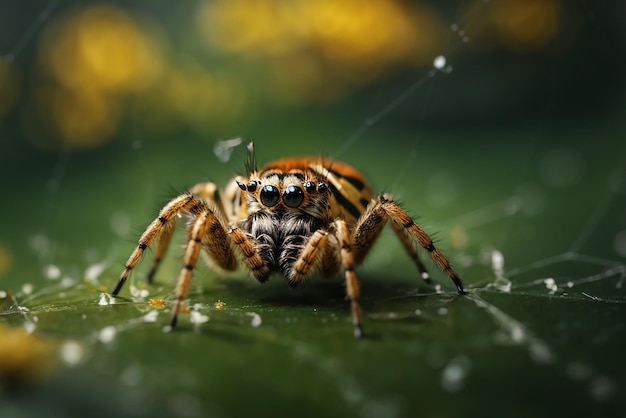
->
304 181 315 193
247 181 257 192
236 180 246 191
283 185 304 208
260 185 280 207
317 182 327 193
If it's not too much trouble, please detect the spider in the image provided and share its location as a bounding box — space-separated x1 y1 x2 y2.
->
111 149 466 338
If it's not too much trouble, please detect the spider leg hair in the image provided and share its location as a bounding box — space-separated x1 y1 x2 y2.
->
112 193 204 296
170 209 232 328
287 229 329 286
113 181 235 296
228 226 272 282
353 194 466 294
389 215 432 284
333 219 363 339
146 216 176 284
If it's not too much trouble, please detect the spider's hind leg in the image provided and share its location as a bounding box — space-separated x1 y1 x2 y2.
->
389 217 432 285
380 195 466 294
353 194 465 294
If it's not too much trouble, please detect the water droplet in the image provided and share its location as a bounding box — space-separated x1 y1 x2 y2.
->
60 340 84 367
246 312 262 327
44 264 61 280
98 293 110 306
543 278 557 293
190 310 209 324
98 326 117 344
22 283 34 295
85 262 107 283
24 321 36 334
433 55 446 70
143 310 159 323
440 356 471 392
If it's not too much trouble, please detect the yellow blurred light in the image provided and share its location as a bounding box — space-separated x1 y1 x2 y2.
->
491 0 561 51
266 53 346 104
199 0 429 66
197 0 445 104
305 0 417 67
78 8 164 93
0 323 55 384
134 62 250 134
40 4 165 94
40 85 121 147
198 0 305 56
34 4 167 148
0 58 20 119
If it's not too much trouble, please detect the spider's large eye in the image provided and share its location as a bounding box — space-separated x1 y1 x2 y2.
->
260 185 280 207
283 185 304 208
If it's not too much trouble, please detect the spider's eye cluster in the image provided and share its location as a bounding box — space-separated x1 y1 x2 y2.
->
254 180 328 208
304 181 327 194
283 185 304 208
260 185 280 206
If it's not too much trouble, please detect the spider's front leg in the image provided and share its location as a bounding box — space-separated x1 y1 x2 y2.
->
112 193 204 296
169 209 235 328
146 182 230 284
333 219 363 338
281 225 364 338
286 229 329 286
112 183 242 330
113 182 228 295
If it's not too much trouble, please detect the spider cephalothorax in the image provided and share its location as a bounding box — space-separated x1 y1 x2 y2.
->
112 153 465 338
235 170 333 285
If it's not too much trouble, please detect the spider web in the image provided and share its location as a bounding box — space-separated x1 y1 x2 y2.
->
1 1 625 416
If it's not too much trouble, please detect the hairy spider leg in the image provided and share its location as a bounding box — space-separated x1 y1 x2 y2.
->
146 182 230 283
352 194 466 294
389 214 432 284
288 229 329 285
146 217 176 283
170 208 238 328
112 194 204 296
113 159 464 337
333 219 363 338
228 226 272 282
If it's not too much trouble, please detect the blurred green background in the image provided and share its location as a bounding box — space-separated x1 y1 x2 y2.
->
1 1 625 417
